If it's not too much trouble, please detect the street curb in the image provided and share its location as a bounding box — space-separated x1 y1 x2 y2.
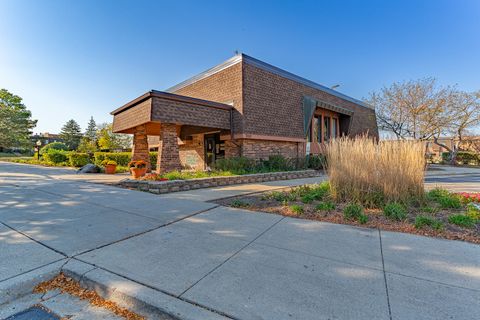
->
63 259 230 320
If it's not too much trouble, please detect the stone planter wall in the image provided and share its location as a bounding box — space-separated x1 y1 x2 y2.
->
119 170 320 194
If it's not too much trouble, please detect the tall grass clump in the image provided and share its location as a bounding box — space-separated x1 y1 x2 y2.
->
325 136 425 207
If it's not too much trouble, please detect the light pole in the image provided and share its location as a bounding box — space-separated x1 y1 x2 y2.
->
35 140 42 160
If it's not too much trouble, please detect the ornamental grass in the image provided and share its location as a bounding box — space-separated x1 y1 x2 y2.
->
325 136 425 207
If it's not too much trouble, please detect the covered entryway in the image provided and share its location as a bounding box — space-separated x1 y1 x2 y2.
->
111 90 233 173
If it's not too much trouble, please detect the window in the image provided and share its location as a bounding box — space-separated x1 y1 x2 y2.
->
324 116 331 142
312 116 321 142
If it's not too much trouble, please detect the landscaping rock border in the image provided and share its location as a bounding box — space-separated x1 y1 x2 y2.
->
119 170 321 194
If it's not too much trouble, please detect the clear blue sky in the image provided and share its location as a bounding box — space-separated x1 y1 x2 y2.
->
1 0 479 133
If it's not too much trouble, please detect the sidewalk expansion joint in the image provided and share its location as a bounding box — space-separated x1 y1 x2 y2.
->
378 229 393 320
178 216 286 298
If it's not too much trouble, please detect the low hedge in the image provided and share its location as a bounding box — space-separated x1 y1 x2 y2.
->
442 151 479 165
68 152 91 167
94 152 158 170
43 150 69 164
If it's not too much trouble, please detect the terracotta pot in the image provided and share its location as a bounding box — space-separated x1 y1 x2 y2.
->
130 167 147 179
104 164 116 174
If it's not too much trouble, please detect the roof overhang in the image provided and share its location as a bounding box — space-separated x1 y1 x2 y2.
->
111 91 233 134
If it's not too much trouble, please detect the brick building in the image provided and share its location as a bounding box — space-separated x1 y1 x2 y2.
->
111 54 378 173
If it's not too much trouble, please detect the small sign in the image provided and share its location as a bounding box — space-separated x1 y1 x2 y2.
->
186 154 197 166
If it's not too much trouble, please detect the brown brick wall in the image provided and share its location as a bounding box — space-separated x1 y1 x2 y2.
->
113 99 151 133
131 124 151 171
171 63 244 133
151 97 230 130
157 123 181 173
240 139 300 159
242 63 378 139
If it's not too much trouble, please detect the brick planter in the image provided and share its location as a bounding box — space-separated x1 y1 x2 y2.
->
119 170 320 194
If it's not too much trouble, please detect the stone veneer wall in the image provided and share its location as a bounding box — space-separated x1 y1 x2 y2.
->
120 170 320 195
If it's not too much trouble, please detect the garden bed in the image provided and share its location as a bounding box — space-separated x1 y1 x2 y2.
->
119 170 320 194
215 183 480 244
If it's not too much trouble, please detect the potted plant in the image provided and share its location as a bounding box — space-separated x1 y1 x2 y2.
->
102 160 117 174
129 160 147 179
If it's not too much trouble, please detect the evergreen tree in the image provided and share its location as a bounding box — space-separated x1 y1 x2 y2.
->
84 116 97 141
60 119 82 150
0 89 37 149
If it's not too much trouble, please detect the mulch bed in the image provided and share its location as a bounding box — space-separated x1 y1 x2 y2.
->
34 273 144 320
215 193 480 244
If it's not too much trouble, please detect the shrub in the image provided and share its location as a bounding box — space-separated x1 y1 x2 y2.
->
383 202 407 221
264 191 297 202
40 142 68 155
43 150 68 164
307 154 326 170
438 194 462 209
261 154 294 171
414 215 443 230
421 206 438 214
231 199 250 208
466 203 480 220
343 203 364 220
315 201 335 211
442 151 479 165
326 137 425 206
427 188 451 201
448 214 476 228
290 204 304 215
68 152 91 167
358 214 369 224
214 156 256 174
94 152 131 166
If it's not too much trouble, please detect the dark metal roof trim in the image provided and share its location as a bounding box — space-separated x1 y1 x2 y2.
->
166 53 373 110
111 90 233 115
316 100 354 116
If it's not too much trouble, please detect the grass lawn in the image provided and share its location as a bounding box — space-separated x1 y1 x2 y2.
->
216 183 480 244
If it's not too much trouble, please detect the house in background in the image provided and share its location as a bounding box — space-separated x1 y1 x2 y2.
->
111 54 378 173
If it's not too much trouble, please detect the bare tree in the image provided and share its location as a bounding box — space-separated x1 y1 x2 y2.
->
366 78 450 140
432 90 480 163
367 79 480 164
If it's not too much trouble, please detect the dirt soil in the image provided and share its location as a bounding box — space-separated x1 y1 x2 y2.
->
215 193 480 244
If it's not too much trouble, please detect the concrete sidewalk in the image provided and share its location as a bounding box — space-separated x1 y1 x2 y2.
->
1 162 479 320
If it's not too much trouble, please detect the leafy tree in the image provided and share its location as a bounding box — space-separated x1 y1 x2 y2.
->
60 119 82 150
84 116 97 141
77 136 98 153
77 116 98 153
0 89 37 149
97 123 132 150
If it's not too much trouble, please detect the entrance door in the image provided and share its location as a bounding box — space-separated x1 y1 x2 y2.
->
204 133 225 169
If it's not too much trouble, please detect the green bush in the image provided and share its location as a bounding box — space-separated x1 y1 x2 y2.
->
68 152 91 167
307 154 326 170
343 203 364 220
448 214 476 228
290 204 304 215
466 203 480 220
426 188 450 201
40 142 68 155
438 194 462 209
414 215 443 230
214 156 255 174
383 202 407 221
358 214 369 224
315 201 335 211
94 152 131 166
231 199 250 208
442 151 479 165
43 150 68 164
